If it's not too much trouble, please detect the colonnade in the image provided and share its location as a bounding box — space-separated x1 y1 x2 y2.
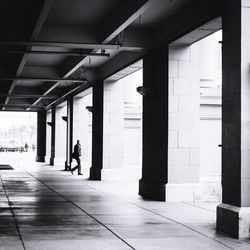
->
35 0 250 238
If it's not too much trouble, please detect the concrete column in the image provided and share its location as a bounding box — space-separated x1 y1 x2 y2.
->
217 0 250 239
139 47 168 201
90 81 104 180
36 111 46 162
65 98 73 170
50 107 56 165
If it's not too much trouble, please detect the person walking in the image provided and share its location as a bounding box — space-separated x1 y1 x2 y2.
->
71 140 83 175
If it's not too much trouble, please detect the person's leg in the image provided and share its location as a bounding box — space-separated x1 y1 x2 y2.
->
76 158 82 175
71 159 78 174
71 165 77 172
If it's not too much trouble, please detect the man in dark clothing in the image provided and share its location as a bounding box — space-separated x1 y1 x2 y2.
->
71 140 83 175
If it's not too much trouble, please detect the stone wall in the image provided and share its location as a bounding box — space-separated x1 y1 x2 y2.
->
73 95 92 170
45 111 51 163
54 105 67 166
167 44 200 201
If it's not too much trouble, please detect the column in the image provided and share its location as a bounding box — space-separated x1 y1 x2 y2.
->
36 111 46 162
217 0 250 239
90 81 104 180
50 107 56 165
139 47 168 201
65 98 73 170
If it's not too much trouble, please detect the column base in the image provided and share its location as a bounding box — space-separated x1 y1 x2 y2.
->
217 203 250 239
36 156 45 162
139 179 166 201
89 167 102 180
49 157 54 166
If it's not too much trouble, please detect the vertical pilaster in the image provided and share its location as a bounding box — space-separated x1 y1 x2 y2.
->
217 0 250 239
139 47 168 201
65 97 73 170
36 111 46 162
50 107 56 165
90 81 104 180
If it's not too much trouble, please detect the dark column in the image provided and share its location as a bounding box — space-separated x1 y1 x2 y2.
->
217 0 250 239
49 107 56 165
90 81 104 180
36 111 46 162
139 47 168 201
65 98 73 170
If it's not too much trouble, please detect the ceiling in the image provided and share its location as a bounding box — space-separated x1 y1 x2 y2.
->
0 0 223 111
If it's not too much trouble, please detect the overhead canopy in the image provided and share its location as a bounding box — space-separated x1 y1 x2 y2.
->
0 0 222 111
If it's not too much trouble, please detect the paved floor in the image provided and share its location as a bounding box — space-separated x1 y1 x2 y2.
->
0 162 250 250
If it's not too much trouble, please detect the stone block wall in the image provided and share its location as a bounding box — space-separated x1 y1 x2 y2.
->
54 105 67 166
73 95 92 168
168 44 200 185
103 80 124 170
45 111 51 162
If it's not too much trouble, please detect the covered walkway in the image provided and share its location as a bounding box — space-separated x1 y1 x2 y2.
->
0 163 250 250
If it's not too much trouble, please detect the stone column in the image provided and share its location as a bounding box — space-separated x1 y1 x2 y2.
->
36 111 46 162
50 107 56 165
217 0 250 239
90 81 104 180
65 98 73 170
139 47 168 201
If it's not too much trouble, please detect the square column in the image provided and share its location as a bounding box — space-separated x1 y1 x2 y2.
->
139 47 168 201
50 107 56 165
217 0 250 238
65 98 73 170
90 81 104 180
36 111 46 162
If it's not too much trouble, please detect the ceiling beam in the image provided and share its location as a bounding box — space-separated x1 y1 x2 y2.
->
3 0 54 110
0 49 110 57
0 103 41 107
0 41 145 51
45 81 92 110
98 0 156 43
0 77 86 83
87 51 145 82
27 0 155 111
0 94 57 99
0 41 120 50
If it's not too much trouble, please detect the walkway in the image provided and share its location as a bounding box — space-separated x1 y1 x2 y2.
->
0 163 250 250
